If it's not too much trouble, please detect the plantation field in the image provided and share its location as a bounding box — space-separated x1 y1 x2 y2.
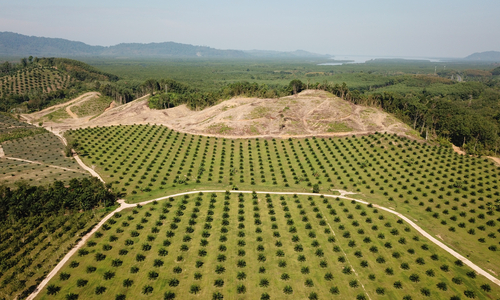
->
0 67 75 97
38 192 500 300
0 132 89 186
0 113 46 143
0 209 112 300
68 125 500 280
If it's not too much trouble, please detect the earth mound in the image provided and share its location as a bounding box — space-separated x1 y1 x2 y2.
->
27 90 412 138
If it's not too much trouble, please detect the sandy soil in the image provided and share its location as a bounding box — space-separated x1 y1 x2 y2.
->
452 145 500 167
452 144 466 155
104 101 116 112
28 90 413 139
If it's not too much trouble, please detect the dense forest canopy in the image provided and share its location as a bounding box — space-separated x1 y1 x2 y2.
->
0 177 117 224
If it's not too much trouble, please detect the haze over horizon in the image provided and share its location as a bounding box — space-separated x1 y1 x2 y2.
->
1 0 499 58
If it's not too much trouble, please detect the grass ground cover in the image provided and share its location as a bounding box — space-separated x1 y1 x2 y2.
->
38 192 500 299
68 125 500 280
0 132 89 186
71 95 112 118
0 208 113 300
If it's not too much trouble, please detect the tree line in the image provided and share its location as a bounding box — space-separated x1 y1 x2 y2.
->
0 177 117 224
140 77 500 155
306 79 500 156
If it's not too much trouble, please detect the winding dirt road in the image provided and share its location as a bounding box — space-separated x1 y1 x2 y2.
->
27 189 500 300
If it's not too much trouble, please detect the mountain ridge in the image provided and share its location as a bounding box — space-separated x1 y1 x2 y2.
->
464 51 500 61
0 32 331 59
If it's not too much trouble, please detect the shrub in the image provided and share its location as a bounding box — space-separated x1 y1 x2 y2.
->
164 291 176 300
189 284 200 294
123 279 133 287
46 284 61 295
95 285 107 295
76 279 88 287
142 285 154 295
283 285 293 294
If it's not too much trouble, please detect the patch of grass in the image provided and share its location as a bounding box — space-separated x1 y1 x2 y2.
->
72 95 113 118
250 106 270 119
43 108 71 122
207 123 232 134
327 122 353 133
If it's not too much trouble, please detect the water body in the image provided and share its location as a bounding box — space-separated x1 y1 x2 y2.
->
318 55 447 66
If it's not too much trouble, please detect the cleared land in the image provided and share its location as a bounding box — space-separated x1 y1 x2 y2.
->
36 192 500 300
22 92 101 124
32 90 412 138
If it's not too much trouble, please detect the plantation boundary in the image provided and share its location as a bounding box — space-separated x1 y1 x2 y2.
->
27 190 500 300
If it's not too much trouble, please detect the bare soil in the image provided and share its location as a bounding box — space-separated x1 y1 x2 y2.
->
22 92 100 124
28 90 413 139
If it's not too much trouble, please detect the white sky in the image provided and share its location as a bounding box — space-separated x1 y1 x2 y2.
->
1 0 499 58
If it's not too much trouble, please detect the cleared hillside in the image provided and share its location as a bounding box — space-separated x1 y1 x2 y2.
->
33 90 413 139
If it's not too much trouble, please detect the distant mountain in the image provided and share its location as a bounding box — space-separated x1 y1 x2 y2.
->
243 49 330 58
464 51 500 61
0 32 330 59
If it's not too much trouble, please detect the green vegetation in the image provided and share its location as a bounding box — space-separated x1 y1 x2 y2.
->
70 95 113 118
327 122 353 133
0 177 117 300
0 57 117 112
40 192 500 299
0 113 47 143
0 209 107 300
3 57 500 154
0 130 89 187
87 58 500 155
69 125 500 278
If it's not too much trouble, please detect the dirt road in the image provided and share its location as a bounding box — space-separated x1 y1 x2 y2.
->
26 189 500 300
21 92 100 123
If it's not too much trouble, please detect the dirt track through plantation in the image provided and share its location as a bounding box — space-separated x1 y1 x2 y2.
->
22 92 100 123
26 189 500 300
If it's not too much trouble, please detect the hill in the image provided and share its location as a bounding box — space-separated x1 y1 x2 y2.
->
0 32 330 59
26 90 412 138
0 57 118 112
464 51 500 61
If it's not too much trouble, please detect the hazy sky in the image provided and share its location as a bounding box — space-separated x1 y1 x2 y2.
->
1 0 499 58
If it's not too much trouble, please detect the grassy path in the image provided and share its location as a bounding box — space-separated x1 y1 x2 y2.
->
27 189 500 300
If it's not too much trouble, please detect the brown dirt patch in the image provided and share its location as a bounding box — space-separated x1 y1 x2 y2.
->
26 90 414 139
452 145 466 155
